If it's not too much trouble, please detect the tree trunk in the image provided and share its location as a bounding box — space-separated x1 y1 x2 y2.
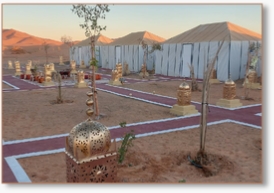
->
56 73 62 103
243 51 252 99
91 36 99 118
188 63 199 91
143 48 147 67
143 47 147 78
200 91 208 152
198 40 224 160
58 85 61 102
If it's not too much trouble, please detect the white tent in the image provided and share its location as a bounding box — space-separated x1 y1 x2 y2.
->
155 21 262 81
70 34 113 67
100 31 166 71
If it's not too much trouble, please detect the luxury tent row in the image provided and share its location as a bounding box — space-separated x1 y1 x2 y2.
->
70 31 165 73
70 21 262 81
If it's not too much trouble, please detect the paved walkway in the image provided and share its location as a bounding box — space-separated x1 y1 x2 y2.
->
2 74 262 183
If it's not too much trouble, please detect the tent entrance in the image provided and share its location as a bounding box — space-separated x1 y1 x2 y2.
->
115 46 122 64
78 47 82 64
181 44 193 78
95 46 101 67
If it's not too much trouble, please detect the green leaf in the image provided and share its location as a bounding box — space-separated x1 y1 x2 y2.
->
90 58 98 67
179 179 186 183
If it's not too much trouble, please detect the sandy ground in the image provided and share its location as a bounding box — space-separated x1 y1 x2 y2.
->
121 78 262 106
18 122 262 183
2 49 262 183
2 82 13 89
2 44 71 65
2 73 262 142
2 87 174 141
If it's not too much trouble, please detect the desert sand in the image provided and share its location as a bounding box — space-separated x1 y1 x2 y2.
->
2 29 77 65
18 121 261 183
2 35 262 183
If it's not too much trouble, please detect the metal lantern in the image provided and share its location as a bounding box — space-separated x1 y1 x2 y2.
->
247 69 257 84
77 70 86 84
116 63 122 79
14 61 22 76
44 64 52 82
111 69 119 81
49 63 56 73
210 69 217 79
65 91 117 183
223 78 236 100
177 81 191 106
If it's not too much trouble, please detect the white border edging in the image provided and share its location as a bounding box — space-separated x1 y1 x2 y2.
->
106 84 176 99
2 80 20 90
13 148 65 159
96 87 172 108
5 157 31 183
228 120 262 129
103 84 261 111
3 114 201 145
207 103 262 111
3 133 69 145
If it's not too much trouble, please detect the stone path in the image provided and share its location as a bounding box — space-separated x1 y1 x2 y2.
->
2 73 262 183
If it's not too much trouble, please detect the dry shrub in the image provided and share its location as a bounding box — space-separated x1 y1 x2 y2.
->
10 46 26 54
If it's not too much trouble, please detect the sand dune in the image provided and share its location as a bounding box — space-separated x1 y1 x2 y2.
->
72 40 81 45
2 29 64 46
2 29 82 63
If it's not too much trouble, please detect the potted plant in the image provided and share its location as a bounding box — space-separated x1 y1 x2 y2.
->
95 74 101 80
39 76 44 83
34 76 39 81
25 74 31 80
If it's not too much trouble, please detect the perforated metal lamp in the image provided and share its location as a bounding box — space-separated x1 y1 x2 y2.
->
223 75 236 100
65 91 117 183
177 79 191 106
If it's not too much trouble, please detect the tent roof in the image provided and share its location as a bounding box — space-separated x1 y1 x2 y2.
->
74 34 113 46
109 31 166 46
164 21 261 44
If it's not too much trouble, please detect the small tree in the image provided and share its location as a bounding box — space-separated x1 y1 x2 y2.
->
61 35 74 47
42 41 50 63
195 40 224 165
54 72 63 104
140 40 148 69
118 129 136 164
149 42 163 72
72 4 110 119
140 40 162 76
61 35 74 62
188 63 200 92
242 42 261 100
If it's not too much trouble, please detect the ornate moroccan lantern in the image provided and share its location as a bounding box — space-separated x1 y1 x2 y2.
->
223 78 236 100
116 63 123 79
177 81 191 106
8 60 14 69
210 69 217 79
170 80 198 116
59 56 64 65
14 61 22 76
247 69 257 84
65 91 117 183
216 75 242 108
70 60 77 74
